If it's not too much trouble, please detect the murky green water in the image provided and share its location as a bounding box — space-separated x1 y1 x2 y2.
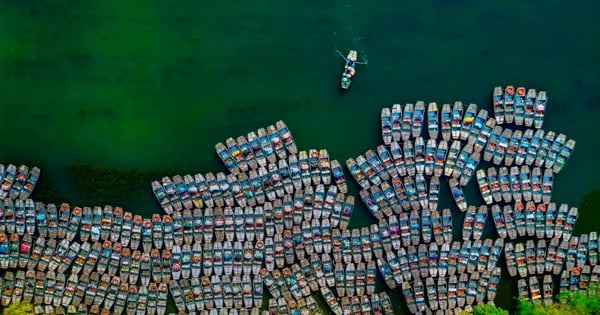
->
1 1 599 313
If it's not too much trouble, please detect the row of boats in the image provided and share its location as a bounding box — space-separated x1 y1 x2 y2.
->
476 166 554 206
215 120 298 175
504 232 599 279
493 86 547 128
152 148 348 214
380 102 574 178
490 202 578 241
0 164 40 201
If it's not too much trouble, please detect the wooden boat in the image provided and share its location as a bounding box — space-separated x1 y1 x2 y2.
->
440 103 452 141
452 142 472 180
340 50 362 91
589 231 598 266
450 101 463 140
534 90 547 129
381 107 392 145
457 240 471 275
476 169 492 205
530 275 542 301
512 86 526 125
524 88 536 127
503 85 515 124
390 141 407 177
391 103 402 142
426 102 440 140
526 129 544 166
448 275 458 310
554 137 576 174
420 208 432 244
346 157 370 190
442 140 459 177
258 127 277 164
366 149 389 183
545 132 565 169
564 206 578 240
412 101 425 138
483 125 500 162
421 138 436 176
468 108 488 146
460 149 480 187
492 86 505 124
414 173 427 210
401 103 413 142
460 103 477 141
535 130 555 167
449 178 467 212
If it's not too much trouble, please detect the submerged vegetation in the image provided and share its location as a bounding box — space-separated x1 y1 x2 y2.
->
32 163 192 209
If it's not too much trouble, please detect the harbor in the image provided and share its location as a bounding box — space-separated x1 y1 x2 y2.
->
1 1 600 314
0 85 598 314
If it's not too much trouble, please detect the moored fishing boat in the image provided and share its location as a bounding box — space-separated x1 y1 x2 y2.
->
449 178 467 212
412 101 425 138
554 138 576 174
460 103 477 141
401 103 413 142
534 90 547 129
443 140 461 178
19 166 40 200
468 108 488 146
276 120 298 155
381 107 392 145
546 133 565 169
504 85 515 124
477 169 493 205
427 102 439 140
511 86 525 126
492 86 505 124
450 101 463 140
524 88 536 127
440 103 452 141
391 103 402 142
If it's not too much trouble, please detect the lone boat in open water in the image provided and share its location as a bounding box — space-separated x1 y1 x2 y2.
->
340 50 366 90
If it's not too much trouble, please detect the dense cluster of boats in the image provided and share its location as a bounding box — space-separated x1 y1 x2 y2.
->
0 86 594 315
365 88 592 314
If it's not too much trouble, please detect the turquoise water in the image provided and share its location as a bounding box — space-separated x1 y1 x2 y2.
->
1 1 599 313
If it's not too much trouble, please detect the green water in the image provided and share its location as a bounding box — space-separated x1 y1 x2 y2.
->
1 1 599 313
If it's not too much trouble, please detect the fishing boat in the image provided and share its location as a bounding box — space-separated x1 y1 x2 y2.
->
504 85 515 124
546 133 566 170
340 50 365 91
427 102 439 140
330 160 347 194
276 120 298 155
215 142 238 174
403 139 416 177
449 178 467 212
554 138 576 174
424 138 436 176
346 157 370 190
564 206 578 240
429 175 440 211
433 140 447 178
435 102 451 142
515 242 527 278
493 127 512 166
450 101 463 140
477 169 493 204
412 101 425 138
534 90 547 129
460 103 477 141
381 107 392 145
364 150 390 185
472 205 487 241
492 86 505 124
401 103 413 141
526 129 544 166
391 103 402 142
514 86 526 125
460 150 480 186
524 88 536 127
378 144 398 180
19 166 40 200
444 140 461 177
468 109 488 146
